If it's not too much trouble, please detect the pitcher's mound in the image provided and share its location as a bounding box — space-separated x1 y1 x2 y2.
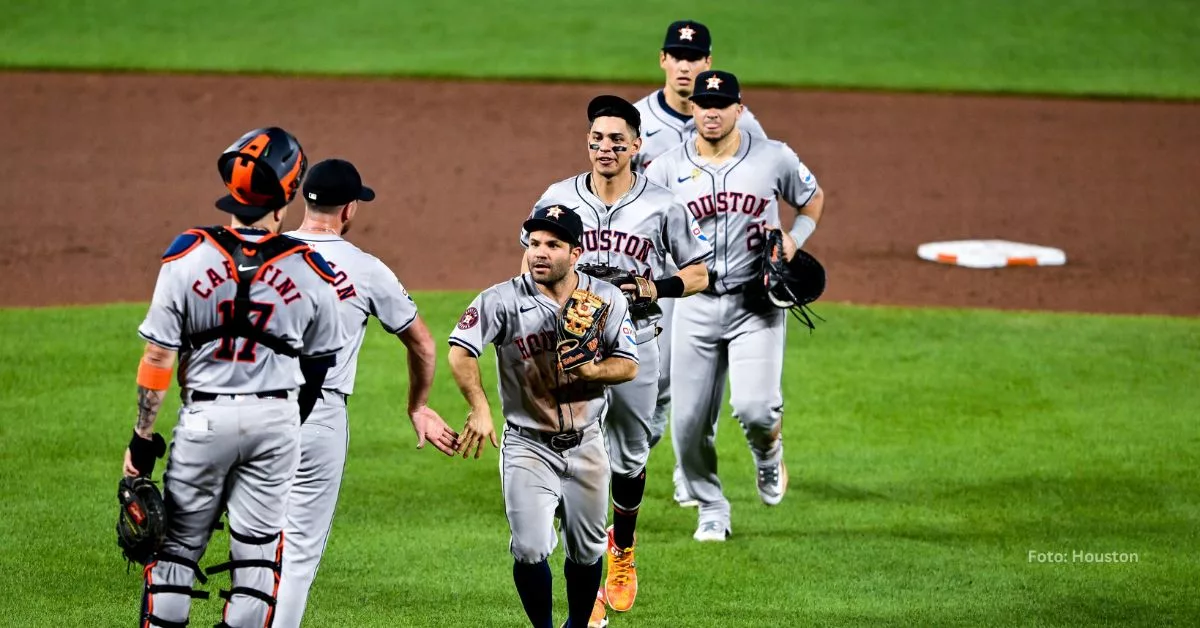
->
917 240 1067 269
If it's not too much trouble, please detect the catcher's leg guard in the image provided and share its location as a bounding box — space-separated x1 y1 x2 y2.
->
141 547 211 628
205 527 284 628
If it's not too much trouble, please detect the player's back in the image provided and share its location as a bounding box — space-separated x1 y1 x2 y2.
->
284 231 418 396
139 227 344 394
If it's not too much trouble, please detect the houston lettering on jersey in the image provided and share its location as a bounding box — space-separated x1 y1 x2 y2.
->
514 329 557 360
581 229 653 262
189 261 305 305
685 192 769 219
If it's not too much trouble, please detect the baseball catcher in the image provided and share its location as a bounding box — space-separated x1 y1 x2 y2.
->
744 228 826 329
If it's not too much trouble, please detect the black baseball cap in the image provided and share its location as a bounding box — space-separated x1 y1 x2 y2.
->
587 95 641 137
301 159 375 206
662 20 711 57
689 70 741 108
523 205 583 247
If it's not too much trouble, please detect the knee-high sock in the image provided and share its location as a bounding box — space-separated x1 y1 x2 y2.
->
611 469 646 549
513 560 554 628
564 557 603 627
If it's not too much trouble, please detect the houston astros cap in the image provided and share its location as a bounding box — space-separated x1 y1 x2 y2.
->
587 95 641 137
689 70 741 107
662 20 711 56
302 159 376 206
523 205 584 247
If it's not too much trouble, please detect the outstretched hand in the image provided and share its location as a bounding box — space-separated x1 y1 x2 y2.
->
410 405 459 456
456 406 499 459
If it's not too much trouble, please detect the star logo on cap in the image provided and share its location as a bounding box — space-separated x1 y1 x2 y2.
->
706 76 723 90
546 206 564 219
679 26 695 41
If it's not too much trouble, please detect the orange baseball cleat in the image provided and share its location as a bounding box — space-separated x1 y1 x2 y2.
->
603 526 638 612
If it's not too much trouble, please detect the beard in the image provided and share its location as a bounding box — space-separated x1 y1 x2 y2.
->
531 259 572 285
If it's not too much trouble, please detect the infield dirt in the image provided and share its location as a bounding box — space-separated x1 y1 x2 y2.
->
2 72 1196 315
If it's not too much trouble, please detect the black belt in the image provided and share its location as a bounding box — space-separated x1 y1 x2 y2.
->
702 282 746 296
702 269 747 296
507 423 587 453
190 389 289 402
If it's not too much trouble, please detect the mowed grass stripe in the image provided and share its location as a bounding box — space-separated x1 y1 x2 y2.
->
0 0 1198 98
0 298 1196 626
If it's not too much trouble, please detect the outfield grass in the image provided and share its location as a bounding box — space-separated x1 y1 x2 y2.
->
1 0 1198 98
0 296 1197 626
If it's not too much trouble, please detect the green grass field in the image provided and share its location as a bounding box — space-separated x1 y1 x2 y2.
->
1 0 1198 98
2 1 1198 626
1 298 1197 626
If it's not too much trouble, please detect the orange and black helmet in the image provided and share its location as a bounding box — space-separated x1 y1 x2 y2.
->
215 127 307 217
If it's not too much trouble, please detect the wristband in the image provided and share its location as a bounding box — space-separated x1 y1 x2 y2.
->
128 431 167 477
136 360 172 391
789 215 817 249
652 275 685 299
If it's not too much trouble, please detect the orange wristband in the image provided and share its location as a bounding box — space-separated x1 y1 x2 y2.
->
137 360 172 390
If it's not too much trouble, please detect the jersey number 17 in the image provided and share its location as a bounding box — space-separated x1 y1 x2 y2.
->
213 300 275 362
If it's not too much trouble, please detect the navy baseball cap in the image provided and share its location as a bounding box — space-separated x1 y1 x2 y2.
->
523 205 584 247
302 159 375 206
587 95 641 136
689 70 741 107
662 20 711 57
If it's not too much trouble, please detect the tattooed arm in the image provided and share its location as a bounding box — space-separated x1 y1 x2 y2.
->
123 343 176 477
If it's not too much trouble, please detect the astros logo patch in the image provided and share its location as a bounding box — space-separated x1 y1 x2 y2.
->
457 306 479 330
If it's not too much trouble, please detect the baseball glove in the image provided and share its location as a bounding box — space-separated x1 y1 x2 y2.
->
116 476 166 566
556 289 610 372
576 263 660 318
743 229 826 330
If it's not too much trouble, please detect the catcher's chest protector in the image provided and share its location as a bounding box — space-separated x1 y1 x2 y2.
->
183 227 308 358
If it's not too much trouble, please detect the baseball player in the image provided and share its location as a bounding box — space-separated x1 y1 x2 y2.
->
449 205 639 628
631 20 769 509
122 127 346 627
273 158 459 627
520 95 712 624
644 70 826 542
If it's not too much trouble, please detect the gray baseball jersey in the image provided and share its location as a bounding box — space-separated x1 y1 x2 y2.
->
646 131 821 536
633 90 771 457
138 229 345 387
631 89 766 173
521 173 714 333
282 231 418 395
136 227 344 628
521 173 712 475
274 231 419 628
448 272 638 433
644 129 820 293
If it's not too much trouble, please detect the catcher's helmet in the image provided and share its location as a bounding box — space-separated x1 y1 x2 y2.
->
215 127 307 216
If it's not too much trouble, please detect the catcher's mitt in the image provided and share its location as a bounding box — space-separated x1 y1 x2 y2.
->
116 476 166 566
576 263 660 319
743 229 826 330
556 289 611 371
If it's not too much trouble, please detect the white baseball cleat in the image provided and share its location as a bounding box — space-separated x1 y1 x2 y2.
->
756 460 788 506
693 520 731 542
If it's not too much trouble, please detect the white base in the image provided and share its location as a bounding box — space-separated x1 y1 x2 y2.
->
917 239 1067 269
